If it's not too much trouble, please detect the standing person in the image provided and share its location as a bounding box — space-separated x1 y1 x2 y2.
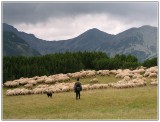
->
74 78 82 100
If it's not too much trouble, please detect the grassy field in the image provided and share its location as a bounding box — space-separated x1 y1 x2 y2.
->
68 74 121 84
2 75 158 120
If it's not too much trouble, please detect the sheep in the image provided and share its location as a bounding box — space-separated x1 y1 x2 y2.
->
19 88 32 95
144 72 150 77
61 86 70 92
96 84 109 89
97 70 110 76
138 68 145 74
47 86 57 93
144 66 158 78
82 84 90 90
123 76 131 81
33 88 44 94
88 70 96 76
117 80 125 84
66 83 74 91
36 78 46 83
150 81 158 86
82 83 109 90
4 81 19 88
6 88 32 96
6 66 158 95
88 85 95 90
149 73 157 78
115 73 122 78
67 70 96 78
4 81 12 87
45 78 55 84
144 67 158 77
6 89 14 96
89 78 99 84
14 89 20 95
110 76 147 89
48 74 70 83
101 84 109 88
24 84 33 88
114 69 132 78
67 72 83 78
147 66 157 73
110 70 118 75
27 80 37 85
54 87 62 93
150 79 158 86
55 74 70 83
32 76 40 80
37 84 49 88
91 84 101 89
132 68 145 74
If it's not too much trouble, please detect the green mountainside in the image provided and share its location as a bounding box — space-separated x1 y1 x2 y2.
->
3 31 41 56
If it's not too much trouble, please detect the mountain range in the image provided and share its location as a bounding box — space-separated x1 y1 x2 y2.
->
3 23 157 62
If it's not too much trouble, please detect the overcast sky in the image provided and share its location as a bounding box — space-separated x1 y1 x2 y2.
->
3 2 158 41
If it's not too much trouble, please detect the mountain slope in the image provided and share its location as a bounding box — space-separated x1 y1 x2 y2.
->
51 28 115 52
3 23 115 54
3 23 53 55
3 31 41 56
100 25 157 62
3 23 157 62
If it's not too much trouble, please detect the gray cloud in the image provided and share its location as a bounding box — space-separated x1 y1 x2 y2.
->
2 2 158 40
2 2 158 25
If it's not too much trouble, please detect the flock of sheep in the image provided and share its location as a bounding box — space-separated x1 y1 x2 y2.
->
4 66 158 96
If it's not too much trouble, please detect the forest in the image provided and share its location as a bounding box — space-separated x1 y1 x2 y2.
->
3 51 157 82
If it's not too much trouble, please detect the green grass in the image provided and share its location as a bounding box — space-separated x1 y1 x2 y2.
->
69 74 121 84
2 75 158 120
3 85 157 120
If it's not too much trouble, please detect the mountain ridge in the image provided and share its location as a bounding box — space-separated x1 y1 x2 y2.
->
3 23 157 62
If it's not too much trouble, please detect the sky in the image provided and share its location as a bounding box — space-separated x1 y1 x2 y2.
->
2 2 158 41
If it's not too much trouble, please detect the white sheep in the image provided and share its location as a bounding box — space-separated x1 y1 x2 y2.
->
4 81 19 87
123 76 131 81
27 80 37 85
61 86 70 92
24 84 33 88
149 73 157 78
97 70 110 76
6 88 32 96
150 79 158 86
89 78 99 84
45 78 55 84
82 84 90 90
101 84 109 88
110 70 118 75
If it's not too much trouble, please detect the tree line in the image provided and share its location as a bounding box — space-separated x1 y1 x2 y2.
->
3 51 157 82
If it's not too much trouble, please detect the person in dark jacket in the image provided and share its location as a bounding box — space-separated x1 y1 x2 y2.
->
74 78 82 100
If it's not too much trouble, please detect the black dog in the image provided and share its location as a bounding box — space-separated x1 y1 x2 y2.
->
47 92 52 98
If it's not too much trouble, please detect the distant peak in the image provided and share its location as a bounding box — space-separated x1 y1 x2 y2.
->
140 25 153 28
90 28 99 30
3 23 18 32
139 25 157 29
88 28 101 32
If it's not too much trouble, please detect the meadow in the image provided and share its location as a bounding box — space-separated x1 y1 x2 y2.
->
2 75 158 120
